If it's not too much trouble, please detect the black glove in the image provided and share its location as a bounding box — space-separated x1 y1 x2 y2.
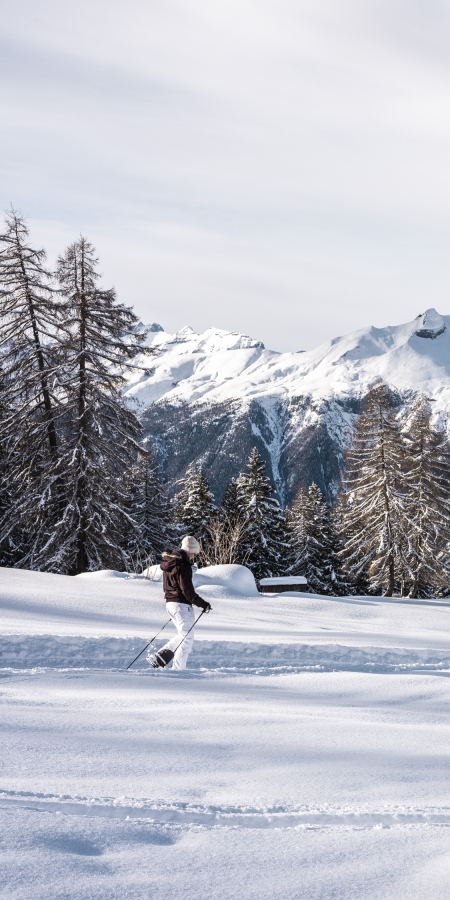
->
203 602 212 613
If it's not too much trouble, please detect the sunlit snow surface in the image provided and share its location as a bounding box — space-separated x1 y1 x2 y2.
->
2 565 450 900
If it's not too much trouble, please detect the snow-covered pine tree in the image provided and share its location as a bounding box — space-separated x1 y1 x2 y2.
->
330 495 355 596
302 484 333 593
173 463 216 552
334 492 369 595
285 484 307 576
0 409 29 567
196 476 248 566
49 236 148 574
0 370 16 566
287 482 345 594
0 210 64 568
220 477 241 526
236 447 288 580
125 450 175 570
340 383 412 596
402 397 450 597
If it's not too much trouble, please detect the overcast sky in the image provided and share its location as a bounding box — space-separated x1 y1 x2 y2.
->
2 0 450 350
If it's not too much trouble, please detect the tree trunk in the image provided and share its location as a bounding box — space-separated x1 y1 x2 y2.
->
16 229 58 456
384 553 395 597
76 243 88 574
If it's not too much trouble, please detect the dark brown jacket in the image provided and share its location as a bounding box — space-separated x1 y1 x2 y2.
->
160 550 208 608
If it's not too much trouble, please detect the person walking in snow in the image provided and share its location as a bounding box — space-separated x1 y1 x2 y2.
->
147 536 211 670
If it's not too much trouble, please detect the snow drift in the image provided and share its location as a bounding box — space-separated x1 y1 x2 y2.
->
193 564 258 597
142 564 258 597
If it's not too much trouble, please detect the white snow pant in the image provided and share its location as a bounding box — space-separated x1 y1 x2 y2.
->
161 602 196 670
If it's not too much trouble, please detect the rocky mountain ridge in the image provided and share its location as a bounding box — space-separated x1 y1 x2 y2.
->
123 310 450 506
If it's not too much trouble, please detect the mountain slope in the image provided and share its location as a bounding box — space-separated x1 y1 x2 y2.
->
124 310 450 505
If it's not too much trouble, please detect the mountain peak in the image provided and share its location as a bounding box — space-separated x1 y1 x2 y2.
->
415 309 446 339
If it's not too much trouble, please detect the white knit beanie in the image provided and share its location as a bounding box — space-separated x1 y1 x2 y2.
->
181 535 200 554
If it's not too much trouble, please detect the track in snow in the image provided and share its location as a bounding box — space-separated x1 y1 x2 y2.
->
2 636 450 675
2 791 450 829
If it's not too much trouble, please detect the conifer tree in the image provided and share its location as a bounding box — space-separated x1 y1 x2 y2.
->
287 482 346 594
220 477 241 526
46 236 148 574
340 383 412 596
402 397 450 597
173 463 216 550
331 495 356 596
125 451 175 569
0 370 15 565
302 483 335 593
195 476 248 566
285 485 307 576
0 210 64 568
236 447 288 579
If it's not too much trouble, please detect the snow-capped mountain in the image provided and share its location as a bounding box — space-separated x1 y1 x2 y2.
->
124 310 450 505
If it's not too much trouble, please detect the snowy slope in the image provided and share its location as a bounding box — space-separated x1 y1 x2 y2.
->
3 565 450 900
2 565 450 659
122 310 450 505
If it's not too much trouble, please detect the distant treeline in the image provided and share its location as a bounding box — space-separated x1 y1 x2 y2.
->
1 212 450 596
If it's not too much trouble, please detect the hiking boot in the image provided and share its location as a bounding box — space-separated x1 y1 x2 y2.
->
146 648 174 668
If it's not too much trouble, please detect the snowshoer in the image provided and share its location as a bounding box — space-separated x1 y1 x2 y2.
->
147 536 211 670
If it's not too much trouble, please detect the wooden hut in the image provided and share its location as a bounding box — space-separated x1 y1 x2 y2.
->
259 576 308 594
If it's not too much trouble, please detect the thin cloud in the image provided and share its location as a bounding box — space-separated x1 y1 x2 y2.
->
1 1 450 349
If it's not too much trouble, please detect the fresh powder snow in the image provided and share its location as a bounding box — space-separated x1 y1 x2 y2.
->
2 564 450 899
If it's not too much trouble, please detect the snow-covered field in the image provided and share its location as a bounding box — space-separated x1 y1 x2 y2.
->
2 565 450 899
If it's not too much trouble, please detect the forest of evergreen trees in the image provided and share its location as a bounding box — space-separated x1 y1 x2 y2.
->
1 211 450 597
174 386 450 598
0 210 173 575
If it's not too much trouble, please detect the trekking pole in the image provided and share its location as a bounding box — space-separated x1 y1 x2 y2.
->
126 617 172 670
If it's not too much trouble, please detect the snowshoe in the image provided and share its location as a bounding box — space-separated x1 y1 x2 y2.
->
147 648 175 669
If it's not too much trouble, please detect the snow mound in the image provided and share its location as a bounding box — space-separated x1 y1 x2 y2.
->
75 570 129 580
193 565 258 596
142 565 163 581
135 563 259 595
